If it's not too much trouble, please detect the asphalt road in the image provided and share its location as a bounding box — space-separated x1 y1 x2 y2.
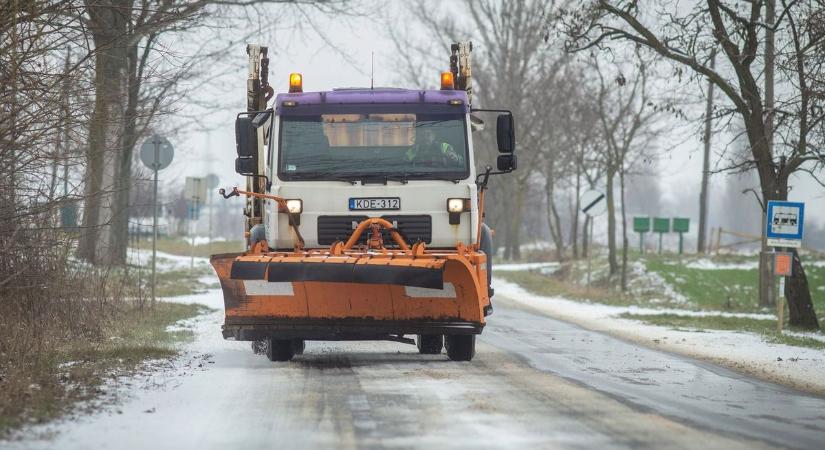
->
8 290 825 450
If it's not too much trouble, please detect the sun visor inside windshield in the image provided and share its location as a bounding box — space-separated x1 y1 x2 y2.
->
277 103 469 116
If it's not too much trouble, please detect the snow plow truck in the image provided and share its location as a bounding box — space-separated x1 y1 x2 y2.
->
211 42 517 362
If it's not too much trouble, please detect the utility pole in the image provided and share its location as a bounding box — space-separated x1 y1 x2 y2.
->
697 50 716 253
759 0 777 308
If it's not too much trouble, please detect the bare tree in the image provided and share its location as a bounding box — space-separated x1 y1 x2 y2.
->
563 0 823 328
590 53 665 290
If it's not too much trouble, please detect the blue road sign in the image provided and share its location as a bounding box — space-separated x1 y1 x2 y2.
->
766 200 804 247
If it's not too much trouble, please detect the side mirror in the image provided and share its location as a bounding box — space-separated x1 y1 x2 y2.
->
497 154 517 172
235 157 257 175
235 116 258 158
235 116 258 175
496 114 515 153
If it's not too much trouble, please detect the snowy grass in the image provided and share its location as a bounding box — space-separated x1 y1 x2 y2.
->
132 237 243 259
618 313 825 350
0 301 207 435
126 248 216 297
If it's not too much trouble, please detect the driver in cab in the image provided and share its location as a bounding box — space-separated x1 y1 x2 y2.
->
405 128 463 167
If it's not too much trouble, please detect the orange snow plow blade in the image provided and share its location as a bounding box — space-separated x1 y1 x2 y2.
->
210 243 490 341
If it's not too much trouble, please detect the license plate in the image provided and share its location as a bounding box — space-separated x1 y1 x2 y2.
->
349 197 400 210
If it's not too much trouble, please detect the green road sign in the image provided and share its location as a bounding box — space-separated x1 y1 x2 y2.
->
672 218 690 233
633 217 651 233
653 217 670 233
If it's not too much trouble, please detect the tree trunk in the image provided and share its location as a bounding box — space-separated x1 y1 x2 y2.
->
697 51 716 253
107 38 141 266
786 250 819 329
776 172 819 329
544 161 565 261
510 185 524 260
619 167 629 291
571 166 581 259
77 2 130 264
605 168 618 276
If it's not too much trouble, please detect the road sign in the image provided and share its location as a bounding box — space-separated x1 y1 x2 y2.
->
672 218 689 233
653 217 670 233
672 218 690 254
633 217 650 233
185 177 207 202
773 252 793 276
139 134 174 307
766 201 804 248
205 173 220 190
580 190 606 217
139 134 174 170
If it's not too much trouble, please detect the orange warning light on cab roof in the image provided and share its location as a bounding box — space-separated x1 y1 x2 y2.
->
289 73 303 93
440 71 454 90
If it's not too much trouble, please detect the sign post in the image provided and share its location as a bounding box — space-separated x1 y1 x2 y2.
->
580 189 607 291
205 174 220 255
185 176 207 270
773 252 793 332
633 217 650 254
653 217 670 254
672 218 690 255
765 201 804 331
139 135 174 305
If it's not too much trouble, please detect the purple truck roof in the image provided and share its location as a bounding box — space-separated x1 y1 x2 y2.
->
274 88 469 113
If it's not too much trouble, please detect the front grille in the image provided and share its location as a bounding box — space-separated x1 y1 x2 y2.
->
317 215 432 246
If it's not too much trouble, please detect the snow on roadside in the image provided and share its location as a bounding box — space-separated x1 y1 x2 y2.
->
683 258 758 271
127 248 210 271
494 262 560 273
493 277 825 395
628 261 689 305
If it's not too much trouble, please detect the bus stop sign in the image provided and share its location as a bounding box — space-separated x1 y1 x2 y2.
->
766 201 804 248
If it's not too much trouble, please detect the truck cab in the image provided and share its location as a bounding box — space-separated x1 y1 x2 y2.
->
263 87 479 251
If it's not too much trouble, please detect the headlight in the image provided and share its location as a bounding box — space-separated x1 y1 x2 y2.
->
447 198 466 213
285 199 302 214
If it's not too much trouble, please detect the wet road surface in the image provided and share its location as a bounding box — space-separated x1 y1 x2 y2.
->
7 291 825 449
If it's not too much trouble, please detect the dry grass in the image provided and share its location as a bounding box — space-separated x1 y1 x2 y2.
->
0 232 206 435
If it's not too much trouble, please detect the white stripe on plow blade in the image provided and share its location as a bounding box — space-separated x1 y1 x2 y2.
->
243 280 295 296
404 283 456 299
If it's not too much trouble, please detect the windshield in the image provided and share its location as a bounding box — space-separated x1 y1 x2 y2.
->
277 111 469 181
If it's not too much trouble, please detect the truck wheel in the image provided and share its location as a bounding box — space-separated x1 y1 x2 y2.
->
416 334 443 354
445 335 475 361
266 338 295 362
251 340 266 355
291 339 305 355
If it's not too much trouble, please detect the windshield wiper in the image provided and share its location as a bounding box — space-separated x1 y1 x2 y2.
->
288 173 358 185
359 173 409 185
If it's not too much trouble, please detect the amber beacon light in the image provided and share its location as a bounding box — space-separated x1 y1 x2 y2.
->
289 72 303 93
440 71 455 90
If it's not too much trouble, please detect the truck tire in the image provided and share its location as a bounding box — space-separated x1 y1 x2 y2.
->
416 334 443 354
445 335 475 361
480 223 494 298
291 339 305 355
266 338 295 362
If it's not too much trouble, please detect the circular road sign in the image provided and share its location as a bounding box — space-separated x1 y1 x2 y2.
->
140 134 174 170
580 189 607 217
205 173 220 189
